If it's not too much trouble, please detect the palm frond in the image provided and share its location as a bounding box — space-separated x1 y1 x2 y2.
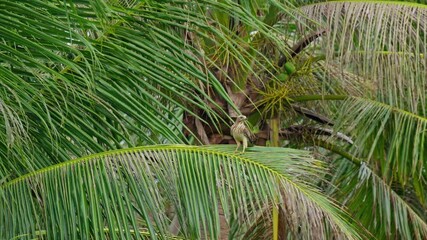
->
332 97 427 190
1 0 276 177
0 145 362 239
292 94 427 199
298 1 427 113
329 160 427 239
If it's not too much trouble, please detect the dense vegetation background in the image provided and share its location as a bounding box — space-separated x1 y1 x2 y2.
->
1 0 427 239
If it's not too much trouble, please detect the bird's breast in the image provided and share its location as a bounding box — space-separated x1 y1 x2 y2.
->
231 123 246 141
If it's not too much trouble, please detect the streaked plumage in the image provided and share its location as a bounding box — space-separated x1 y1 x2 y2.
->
231 115 255 153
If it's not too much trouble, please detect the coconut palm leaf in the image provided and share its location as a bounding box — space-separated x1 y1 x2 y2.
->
276 1 427 126
263 3 427 238
333 97 427 198
2 0 299 178
0 0 316 179
0 145 362 239
328 159 427 240
284 0 426 211
298 1 427 112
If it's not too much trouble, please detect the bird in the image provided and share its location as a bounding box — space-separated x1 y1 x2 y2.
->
230 115 256 153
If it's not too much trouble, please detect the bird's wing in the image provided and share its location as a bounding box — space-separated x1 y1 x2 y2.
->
243 123 257 142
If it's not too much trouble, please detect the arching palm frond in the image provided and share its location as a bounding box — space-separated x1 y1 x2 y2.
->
1 0 284 177
299 1 427 113
277 2 427 239
0 0 312 179
328 159 427 240
0 145 362 239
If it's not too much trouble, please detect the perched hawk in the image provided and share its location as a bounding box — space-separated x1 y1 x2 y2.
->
231 115 256 153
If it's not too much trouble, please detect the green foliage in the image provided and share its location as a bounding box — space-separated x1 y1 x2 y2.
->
0 145 361 239
0 0 237 177
1 0 427 239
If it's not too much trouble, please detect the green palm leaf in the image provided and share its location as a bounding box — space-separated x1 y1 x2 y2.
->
0 145 362 239
0 0 244 176
332 97 427 200
329 160 427 239
0 0 307 179
298 1 427 112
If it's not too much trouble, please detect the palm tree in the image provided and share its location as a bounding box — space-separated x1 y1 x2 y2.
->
0 0 426 239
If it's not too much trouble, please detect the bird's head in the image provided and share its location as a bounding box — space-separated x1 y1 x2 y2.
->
236 115 247 122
